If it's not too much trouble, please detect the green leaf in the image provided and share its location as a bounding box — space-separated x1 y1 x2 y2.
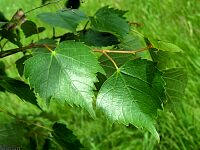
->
90 6 129 37
80 29 119 47
118 32 146 50
37 9 88 32
149 38 183 52
52 122 83 150
97 59 166 141
24 41 104 117
149 48 182 69
15 55 32 77
102 6 127 18
0 77 40 109
163 68 187 108
21 20 45 38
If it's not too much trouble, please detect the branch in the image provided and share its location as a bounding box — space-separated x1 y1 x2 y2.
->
25 0 64 14
0 43 55 58
93 46 152 54
0 43 152 58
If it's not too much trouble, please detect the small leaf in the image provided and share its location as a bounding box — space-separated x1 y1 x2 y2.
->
90 6 129 37
21 20 45 38
52 122 83 150
24 41 104 117
149 38 183 52
0 76 40 109
80 29 119 47
15 55 32 76
118 32 146 50
97 59 166 141
38 9 88 32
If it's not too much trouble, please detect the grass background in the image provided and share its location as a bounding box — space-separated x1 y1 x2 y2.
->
0 0 200 149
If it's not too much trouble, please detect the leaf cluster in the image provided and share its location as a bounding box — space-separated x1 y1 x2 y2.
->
0 2 187 149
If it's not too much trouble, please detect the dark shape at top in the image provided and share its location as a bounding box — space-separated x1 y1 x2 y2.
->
65 0 81 9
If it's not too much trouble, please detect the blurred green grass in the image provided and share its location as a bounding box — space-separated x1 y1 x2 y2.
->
0 0 200 149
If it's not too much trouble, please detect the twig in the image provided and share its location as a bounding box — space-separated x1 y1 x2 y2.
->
103 52 119 70
93 46 152 54
0 44 151 59
25 0 64 14
0 43 55 58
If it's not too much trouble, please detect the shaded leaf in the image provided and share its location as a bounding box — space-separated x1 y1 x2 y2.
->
90 6 129 37
94 72 107 91
0 11 8 28
97 59 166 141
0 11 8 22
99 53 136 77
0 76 40 109
0 29 22 47
163 68 187 108
32 38 57 53
0 22 7 28
80 29 119 47
29 136 37 150
24 41 104 117
0 61 6 76
15 55 32 76
52 122 83 150
42 138 51 150
59 33 78 42
149 48 184 69
21 20 45 38
37 9 88 32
